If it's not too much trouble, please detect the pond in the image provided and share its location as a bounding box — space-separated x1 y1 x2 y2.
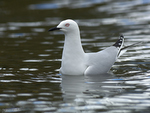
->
0 0 150 112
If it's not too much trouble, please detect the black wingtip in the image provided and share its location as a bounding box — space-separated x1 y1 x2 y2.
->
120 35 124 39
113 35 124 48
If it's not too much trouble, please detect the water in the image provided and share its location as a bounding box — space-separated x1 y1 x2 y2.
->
0 0 150 112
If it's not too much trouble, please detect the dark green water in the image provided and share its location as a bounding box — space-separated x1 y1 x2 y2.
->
0 0 150 112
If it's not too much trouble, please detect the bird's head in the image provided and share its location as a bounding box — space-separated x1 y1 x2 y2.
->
49 19 79 33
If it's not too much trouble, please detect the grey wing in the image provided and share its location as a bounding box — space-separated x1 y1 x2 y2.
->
84 46 119 75
84 35 125 75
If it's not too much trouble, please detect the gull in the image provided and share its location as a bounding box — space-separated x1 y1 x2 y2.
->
49 19 124 75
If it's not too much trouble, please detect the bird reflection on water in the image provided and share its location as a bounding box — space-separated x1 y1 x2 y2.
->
61 73 115 103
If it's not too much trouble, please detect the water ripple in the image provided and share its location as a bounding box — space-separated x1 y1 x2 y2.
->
1 0 150 112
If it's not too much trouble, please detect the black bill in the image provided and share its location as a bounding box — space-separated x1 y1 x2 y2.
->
48 27 61 31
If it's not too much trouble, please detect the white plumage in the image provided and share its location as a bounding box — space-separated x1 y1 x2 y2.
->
49 19 124 75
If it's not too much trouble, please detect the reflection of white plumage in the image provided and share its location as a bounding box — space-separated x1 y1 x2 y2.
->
49 19 124 75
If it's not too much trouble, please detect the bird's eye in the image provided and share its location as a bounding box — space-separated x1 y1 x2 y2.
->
65 23 70 27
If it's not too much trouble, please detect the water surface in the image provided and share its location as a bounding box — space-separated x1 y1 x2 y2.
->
0 0 150 112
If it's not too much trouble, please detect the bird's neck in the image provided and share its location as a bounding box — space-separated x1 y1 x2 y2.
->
63 30 85 58
60 30 86 75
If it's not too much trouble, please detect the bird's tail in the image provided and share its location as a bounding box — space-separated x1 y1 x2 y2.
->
118 37 143 57
121 41 143 50
113 35 143 57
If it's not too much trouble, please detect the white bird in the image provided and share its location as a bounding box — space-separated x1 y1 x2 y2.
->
49 19 124 75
